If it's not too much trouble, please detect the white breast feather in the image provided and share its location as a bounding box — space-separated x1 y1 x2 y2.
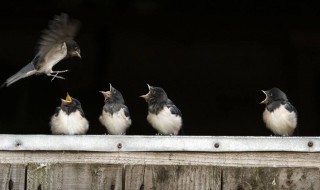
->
99 108 131 135
147 106 182 135
39 43 67 74
263 105 297 136
50 110 89 135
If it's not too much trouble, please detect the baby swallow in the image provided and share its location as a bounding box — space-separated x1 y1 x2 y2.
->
141 84 183 135
50 93 89 135
99 84 131 135
260 87 298 136
2 13 81 87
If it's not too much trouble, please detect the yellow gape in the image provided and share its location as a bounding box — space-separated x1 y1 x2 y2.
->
65 93 72 102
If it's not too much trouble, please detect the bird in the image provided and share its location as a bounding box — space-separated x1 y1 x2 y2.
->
99 84 131 135
140 84 183 135
1 13 81 87
260 87 298 136
50 93 89 135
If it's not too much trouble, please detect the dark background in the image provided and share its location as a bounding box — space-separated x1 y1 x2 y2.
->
0 0 319 136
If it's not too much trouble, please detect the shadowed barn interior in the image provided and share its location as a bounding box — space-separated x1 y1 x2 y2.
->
0 1 319 136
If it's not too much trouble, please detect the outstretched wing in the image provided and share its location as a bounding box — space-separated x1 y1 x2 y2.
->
35 13 80 69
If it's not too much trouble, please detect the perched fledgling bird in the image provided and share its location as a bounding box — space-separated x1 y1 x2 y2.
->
50 93 89 135
260 87 298 136
99 84 131 135
1 13 81 87
140 84 183 135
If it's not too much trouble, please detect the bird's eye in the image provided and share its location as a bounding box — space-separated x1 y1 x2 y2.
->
269 93 273 97
151 90 155 94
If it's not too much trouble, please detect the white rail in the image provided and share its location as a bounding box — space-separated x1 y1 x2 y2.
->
0 135 318 152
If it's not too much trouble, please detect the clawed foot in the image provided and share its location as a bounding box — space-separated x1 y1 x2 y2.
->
48 70 68 82
156 132 174 136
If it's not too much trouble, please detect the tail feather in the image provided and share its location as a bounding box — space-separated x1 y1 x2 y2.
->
2 63 36 87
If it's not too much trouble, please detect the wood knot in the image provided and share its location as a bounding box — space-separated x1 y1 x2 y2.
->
8 179 13 190
286 179 293 186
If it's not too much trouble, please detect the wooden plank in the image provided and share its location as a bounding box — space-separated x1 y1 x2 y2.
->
26 164 123 190
125 165 145 190
1 151 320 168
0 135 320 152
222 167 320 190
142 165 221 190
0 164 25 190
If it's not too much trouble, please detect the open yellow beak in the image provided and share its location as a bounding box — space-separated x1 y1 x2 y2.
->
61 93 72 105
66 93 72 102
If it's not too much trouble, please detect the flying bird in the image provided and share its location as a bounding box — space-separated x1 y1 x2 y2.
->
99 84 131 135
260 87 298 136
50 93 89 135
2 13 81 87
141 84 183 135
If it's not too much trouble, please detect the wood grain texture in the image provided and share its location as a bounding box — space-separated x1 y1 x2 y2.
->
125 165 145 190
223 167 320 190
0 164 25 190
143 165 221 190
26 164 123 190
124 165 221 190
1 151 320 168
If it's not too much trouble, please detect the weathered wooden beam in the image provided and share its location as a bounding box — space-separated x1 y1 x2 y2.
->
0 151 320 168
0 164 25 190
26 164 123 190
222 167 320 189
142 165 221 190
0 135 319 152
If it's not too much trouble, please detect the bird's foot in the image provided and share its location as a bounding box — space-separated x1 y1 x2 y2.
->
49 73 65 82
51 70 69 74
48 70 68 82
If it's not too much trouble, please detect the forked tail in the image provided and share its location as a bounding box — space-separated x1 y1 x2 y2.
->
1 63 36 87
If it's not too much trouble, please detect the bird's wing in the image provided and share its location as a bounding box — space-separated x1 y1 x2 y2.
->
284 101 297 114
76 106 86 117
283 101 298 135
121 105 131 118
167 99 182 117
54 107 61 117
34 13 80 69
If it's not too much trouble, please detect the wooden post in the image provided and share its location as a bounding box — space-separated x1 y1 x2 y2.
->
0 164 26 190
